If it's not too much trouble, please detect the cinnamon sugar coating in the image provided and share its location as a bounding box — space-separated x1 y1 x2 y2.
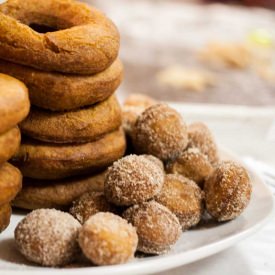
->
123 201 181 254
133 104 188 161
14 209 81 267
155 174 204 230
188 122 219 165
204 161 252 221
104 155 164 206
166 147 213 187
78 212 138 265
70 191 116 224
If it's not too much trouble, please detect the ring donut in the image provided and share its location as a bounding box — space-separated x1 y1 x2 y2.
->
0 0 119 74
13 172 105 210
0 126 21 165
0 162 22 206
0 59 123 111
0 74 30 134
20 95 122 143
11 129 126 180
0 204 12 233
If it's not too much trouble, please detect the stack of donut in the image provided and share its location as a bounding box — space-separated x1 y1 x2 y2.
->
0 0 126 210
0 74 30 232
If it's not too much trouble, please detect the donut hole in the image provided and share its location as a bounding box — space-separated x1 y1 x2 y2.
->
29 23 58 33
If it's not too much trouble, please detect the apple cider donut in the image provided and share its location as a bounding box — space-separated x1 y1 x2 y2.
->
0 203 12 233
0 126 21 165
155 174 204 230
166 147 213 187
133 103 188 161
12 172 106 210
70 191 116 224
14 209 81 266
0 162 22 206
123 201 181 254
104 155 164 206
0 59 123 111
188 122 219 165
204 161 252 221
0 74 30 134
20 95 122 143
78 212 138 266
0 0 119 74
11 129 126 180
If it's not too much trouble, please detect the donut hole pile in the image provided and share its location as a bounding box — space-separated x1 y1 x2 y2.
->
0 74 30 233
14 94 252 267
0 0 127 211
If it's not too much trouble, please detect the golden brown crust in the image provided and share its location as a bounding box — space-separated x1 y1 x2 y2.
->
155 174 204 230
78 212 138 265
20 96 122 143
188 122 219 165
0 203 12 233
0 59 123 111
11 129 126 180
133 104 189 161
0 162 22 206
0 126 21 165
0 0 119 74
12 172 105 210
166 147 213 187
70 191 116 224
0 73 30 134
204 161 252 221
123 201 181 254
122 94 157 138
104 155 164 206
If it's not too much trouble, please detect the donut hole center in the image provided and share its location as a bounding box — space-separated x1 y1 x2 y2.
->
29 23 59 33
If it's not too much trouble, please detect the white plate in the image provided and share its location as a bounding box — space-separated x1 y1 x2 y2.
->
0 148 274 275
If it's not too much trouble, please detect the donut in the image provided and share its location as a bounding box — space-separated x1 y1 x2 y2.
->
0 203 12 233
0 0 119 74
0 59 123 111
123 201 181 254
0 73 30 134
188 122 219 165
155 174 204 230
0 126 21 165
70 191 116 224
0 162 22 206
133 103 188 161
20 95 122 143
104 155 164 206
166 147 213 187
78 212 138 265
11 128 126 180
204 161 252 221
12 172 105 210
14 209 81 266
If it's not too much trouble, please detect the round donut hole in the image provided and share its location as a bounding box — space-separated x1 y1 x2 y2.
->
29 23 59 33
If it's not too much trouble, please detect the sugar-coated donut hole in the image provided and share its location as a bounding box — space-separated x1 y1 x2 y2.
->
14 209 81 267
204 161 252 222
78 212 138 266
123 201 181 254
155 174 204 230
104 155 165 206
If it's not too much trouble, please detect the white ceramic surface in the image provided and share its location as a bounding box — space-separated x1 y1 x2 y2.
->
0 149 274 275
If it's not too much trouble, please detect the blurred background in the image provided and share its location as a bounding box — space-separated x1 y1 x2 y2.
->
84 0 275 166
85 0 275 106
